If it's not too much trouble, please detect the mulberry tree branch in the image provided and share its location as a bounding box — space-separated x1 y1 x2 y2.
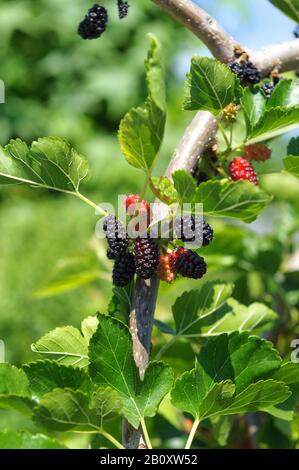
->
152 0 299 75
124 0 299 449
152 0 238 62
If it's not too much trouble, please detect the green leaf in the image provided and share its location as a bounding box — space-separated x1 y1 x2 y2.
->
269 0 299 22
0 364 35 416
118 35 166 172
108 283 134 324
247 106 299 142
0 430 67 449
284 136 299 177
172 170 196 205
0 137 89 192
241 87 266 134
284 155 299 177
33 387 121 433
266 79 299 108
194 180 272 223
266 362 299 421
171 332 290 421
287 136 299 155
199 299 277 337
81 316 99 343
171 283 276 338
89 316 173 428
172 282 234 336
31 326 89 368
23 360 91 399
150 176 178 205
183 56 243 115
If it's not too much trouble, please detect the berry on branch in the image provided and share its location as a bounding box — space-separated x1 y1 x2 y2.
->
158 253 177 283
222 103 238 124
245 143 272 162
174 216 214 247
112 252 135 287
125 194 152 232
103 215 129 259
229 157 258 185
172 248 207 280
134 237 159 279
78 4 108 40
229 61 261 86
262 82 275 98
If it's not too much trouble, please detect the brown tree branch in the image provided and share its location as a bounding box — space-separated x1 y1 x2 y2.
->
152 0 299 75
124 0 299 449
152 0 238 62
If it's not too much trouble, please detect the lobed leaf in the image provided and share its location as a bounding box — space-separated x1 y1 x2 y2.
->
89 316 173 428
194 180 272 223
171 332 290 421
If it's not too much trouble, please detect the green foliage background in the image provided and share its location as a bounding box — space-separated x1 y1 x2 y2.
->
0 0 299 449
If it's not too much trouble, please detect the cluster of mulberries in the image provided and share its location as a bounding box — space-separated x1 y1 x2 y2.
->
229 61 261 86
157 216 213 284
103 195 214 286
228 144 272 186
103 195 157 287
78 2 130 40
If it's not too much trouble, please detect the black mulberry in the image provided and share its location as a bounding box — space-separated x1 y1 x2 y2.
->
262 82 275 98
173 248 207 279
103 215 129 259
113 252 135 287
174 216 214 247
78 4 108 40
118 0 130 19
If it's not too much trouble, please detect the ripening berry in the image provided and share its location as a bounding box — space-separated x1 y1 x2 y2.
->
158 253 177 283
229 157 258 185
112 252 135 287
125 194 152 232
134 237 159 279
245 144 272 162
171 248 207 280
222 103 238 124
78 4 108 40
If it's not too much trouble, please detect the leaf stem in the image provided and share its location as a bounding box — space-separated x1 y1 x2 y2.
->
140 417 153 449
185 418 200 449
100 430 125 449
216 118 231 152
75 192 107 216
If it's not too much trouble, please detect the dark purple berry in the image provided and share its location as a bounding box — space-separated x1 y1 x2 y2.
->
118 0 130 19
78 4 108 40
113 252 135 287
103 215 129 258
173 248 207 279
262 82 275 98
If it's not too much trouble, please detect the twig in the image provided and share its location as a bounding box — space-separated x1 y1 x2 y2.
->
152 0 299 76
152 0 238 62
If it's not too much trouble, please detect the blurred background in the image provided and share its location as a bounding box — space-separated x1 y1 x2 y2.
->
0 0 299 448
